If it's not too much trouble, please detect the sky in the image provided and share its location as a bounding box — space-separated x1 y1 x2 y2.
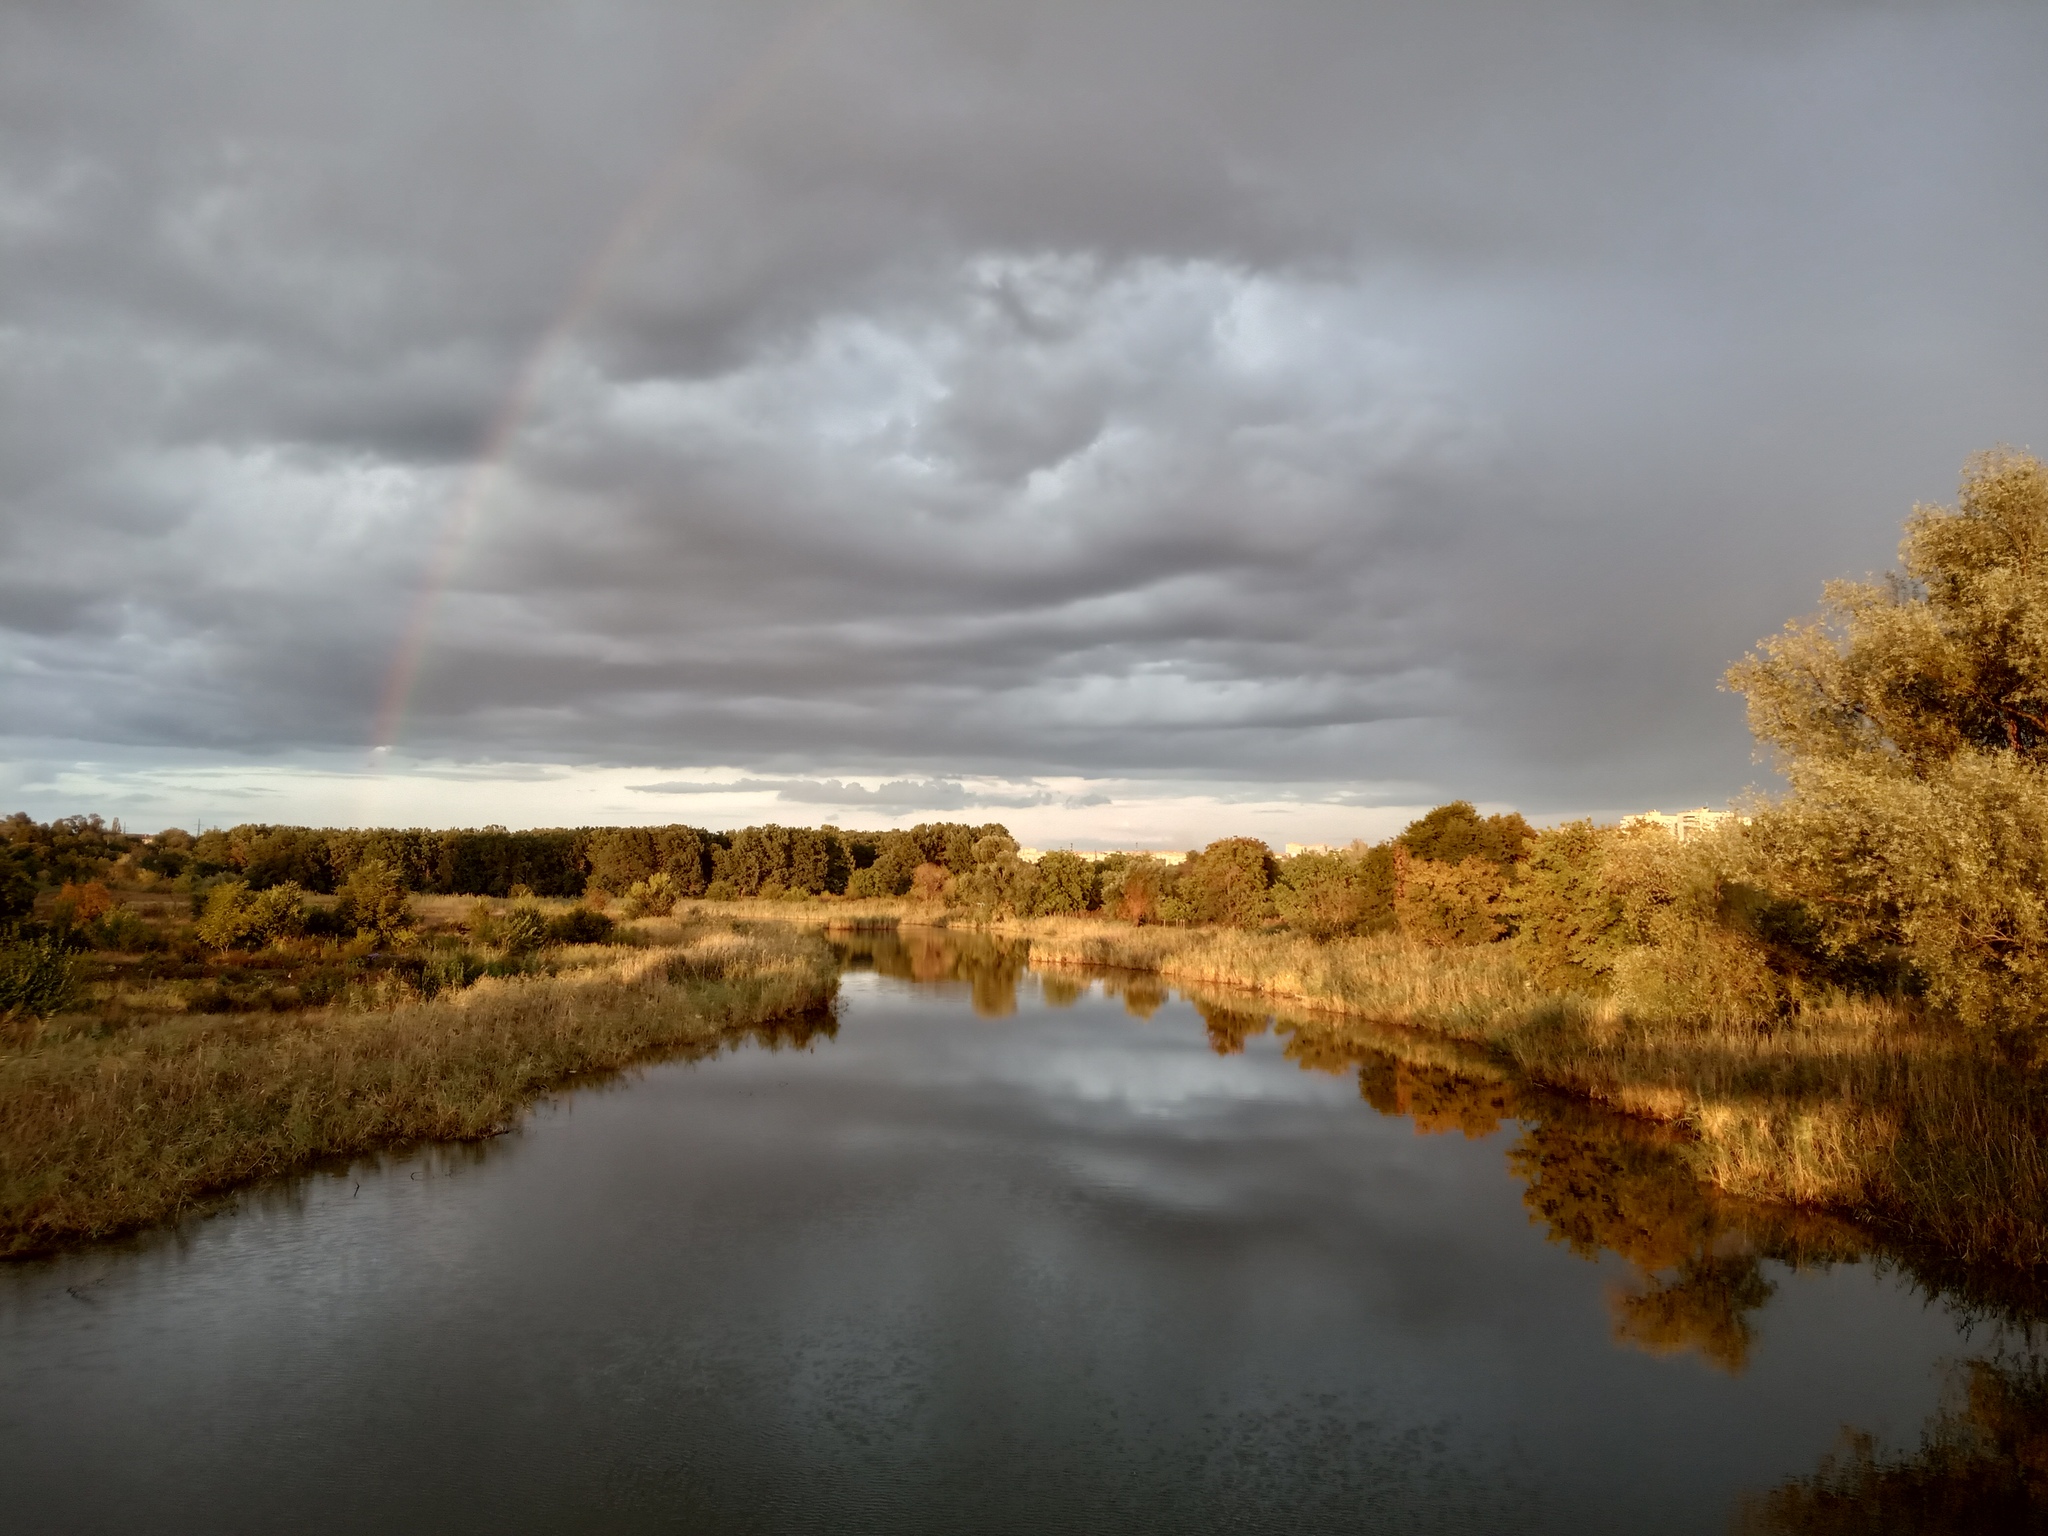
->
3 1 2045 847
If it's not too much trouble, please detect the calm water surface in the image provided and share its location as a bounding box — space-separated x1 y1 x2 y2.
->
2 931 2039 1533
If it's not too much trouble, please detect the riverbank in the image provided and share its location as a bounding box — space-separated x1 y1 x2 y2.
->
963 914 2048 1272
0 920 837 1257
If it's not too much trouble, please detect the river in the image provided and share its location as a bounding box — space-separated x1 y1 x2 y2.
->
3 928 2040 1532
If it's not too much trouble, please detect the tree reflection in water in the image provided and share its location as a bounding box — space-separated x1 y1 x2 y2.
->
1737 1355 2048 1534
1190 990 1843 1375
827 928 2048 1526
831 926 1030 1018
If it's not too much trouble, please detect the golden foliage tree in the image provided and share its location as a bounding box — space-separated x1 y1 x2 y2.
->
1392 847 1512 946
1727 450 2048 1030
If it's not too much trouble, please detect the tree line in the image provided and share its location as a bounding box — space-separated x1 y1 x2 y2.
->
0 814 1026 909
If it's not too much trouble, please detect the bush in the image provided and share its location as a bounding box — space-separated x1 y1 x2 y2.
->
1511 822 1628 987
0 937 74 1020
302 903 350 939
87 907 156 952
335 859 412 944
56 880 116 922
545 908 615 945
248 882 306 941
195 879 307 951
195 880 260 950
615 871 679 918
499 904 548 954
0 849 37 930
417 946 486 998
1507 820 1809 1020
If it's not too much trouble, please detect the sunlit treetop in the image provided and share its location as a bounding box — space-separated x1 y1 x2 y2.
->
1729 450 2048 776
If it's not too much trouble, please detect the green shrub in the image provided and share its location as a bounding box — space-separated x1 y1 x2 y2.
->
545 908 615 945
335 859 412 944
87 907 156 952
615 871 680 918
499 904 548 954
0 848 37 929
249 882 306 941
302 902 350 938
0 937 74 1019
195 879 307 951
1511 822 1628 988
195 880 261 950
418 947 485 997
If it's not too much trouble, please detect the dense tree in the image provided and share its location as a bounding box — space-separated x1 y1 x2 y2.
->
1510 822 1627 988
1728 449 2048 1030
909 862 950 902
1393 848 1514 946
1271 845 1394 939
713 824 850 896
1110 856 1166 924
238 828 329 891
948 833 1037 918
584 826 662 893
1396 802 1533 869
1173 838 1277 927
1030 851 1100 915
2 813 134 886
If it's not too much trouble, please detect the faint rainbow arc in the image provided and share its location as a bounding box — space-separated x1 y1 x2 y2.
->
370 2 845 756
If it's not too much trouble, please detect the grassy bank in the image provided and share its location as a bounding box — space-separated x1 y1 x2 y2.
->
0 920 837 1257
993 915 2048 1271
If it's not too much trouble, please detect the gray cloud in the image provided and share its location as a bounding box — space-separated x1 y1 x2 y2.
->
631 778 1055 812
3 1 2046 818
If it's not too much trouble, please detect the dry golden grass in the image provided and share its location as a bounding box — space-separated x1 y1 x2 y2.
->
1008 916 1534 1028
0 920 837 1257
990 914 2048 1268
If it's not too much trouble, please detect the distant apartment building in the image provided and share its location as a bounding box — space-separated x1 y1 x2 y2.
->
1284 843 1332 857
1623 808 1740 842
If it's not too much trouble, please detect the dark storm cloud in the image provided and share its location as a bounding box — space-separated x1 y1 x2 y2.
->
3 1 2046 813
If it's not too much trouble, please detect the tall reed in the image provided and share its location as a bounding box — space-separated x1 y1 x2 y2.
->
0 921 837 1257
997 915 2048 1269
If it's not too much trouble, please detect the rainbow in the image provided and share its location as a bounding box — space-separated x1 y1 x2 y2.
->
370 1 846 758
